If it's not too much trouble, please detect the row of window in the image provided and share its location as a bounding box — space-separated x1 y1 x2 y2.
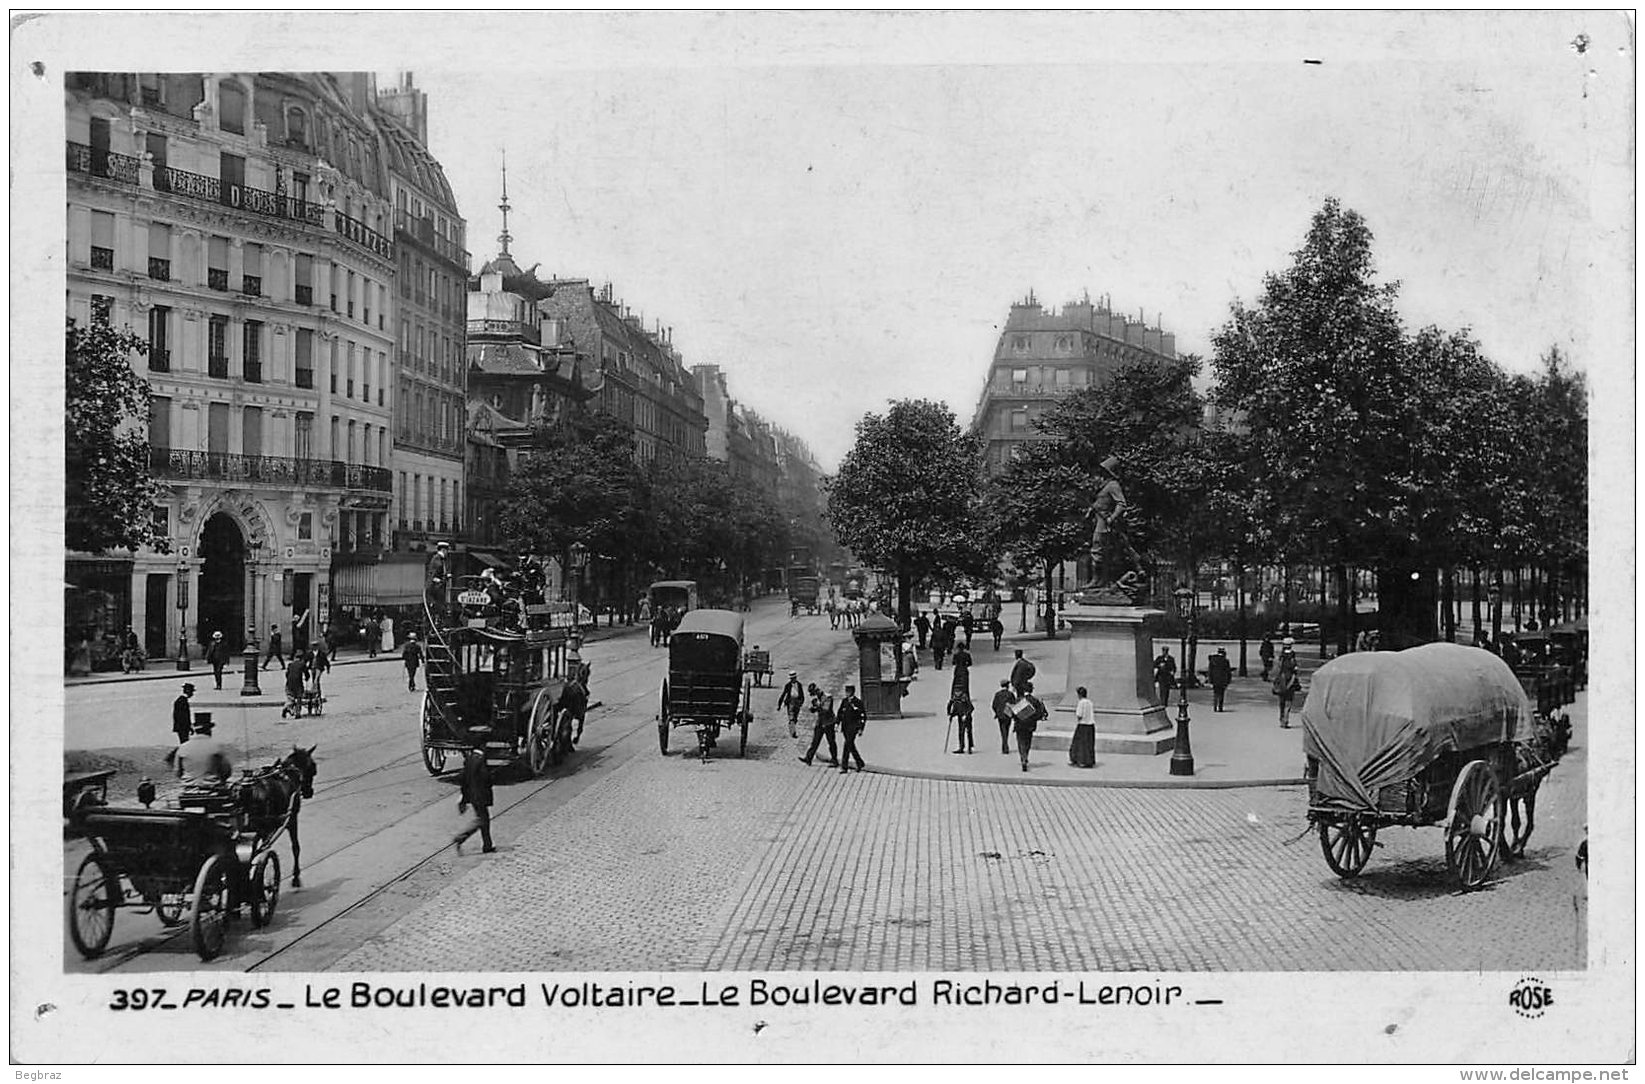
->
395 470 459 537
398 380 464 449
148 397 389 467
126 299 386 405
85 210 388 331
398 317 461 386
1006 366 1091 387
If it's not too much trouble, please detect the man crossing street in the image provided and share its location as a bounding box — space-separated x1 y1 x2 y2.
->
776 669 806 738
798 683 838 766
836 683 867 773
403 632 424 691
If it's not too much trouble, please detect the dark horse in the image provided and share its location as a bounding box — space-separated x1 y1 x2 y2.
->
234 745 318 888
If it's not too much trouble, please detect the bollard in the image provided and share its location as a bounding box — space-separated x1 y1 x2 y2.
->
176 633 190 671
240 646 262 697
1169 682 1195 776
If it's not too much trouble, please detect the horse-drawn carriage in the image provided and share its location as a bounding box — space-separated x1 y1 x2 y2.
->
659 609 755 761
420 584 588 777
788 571 820 616
1303 643 1560 891
63 749 317 962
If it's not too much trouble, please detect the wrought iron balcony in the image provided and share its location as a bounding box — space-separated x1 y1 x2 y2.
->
147 258 171 282
334 211 393 260
295 284 313 306
241 275 261 297
90 247 114 271
153 165 326 227
147 349 170 373
208 268 229 291
208 354 228 379
244 360 262 383
149 447 393 492
66 141 139 185
295 368 314 389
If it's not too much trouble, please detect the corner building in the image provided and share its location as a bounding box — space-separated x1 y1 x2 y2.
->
66 72 398 658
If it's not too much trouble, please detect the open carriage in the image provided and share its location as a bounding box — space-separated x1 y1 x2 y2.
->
1303 643 1560 891
659 609 754 761
420 582 587 777
63 750 314 962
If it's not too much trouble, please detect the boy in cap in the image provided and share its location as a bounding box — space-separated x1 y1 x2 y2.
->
991 677 1015 754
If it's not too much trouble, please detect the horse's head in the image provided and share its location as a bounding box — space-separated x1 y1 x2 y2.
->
284 744 319 799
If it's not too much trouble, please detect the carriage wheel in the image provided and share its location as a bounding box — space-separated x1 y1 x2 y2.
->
188 854 230 961
526 690 557 776
248 850 282 929
1318 816 1377 878
1445 760 1504 890
658 682 670 755
739 682 753 757
547 708 572 768
67 852 117 959
421 694 450 775
1505 784 1538 860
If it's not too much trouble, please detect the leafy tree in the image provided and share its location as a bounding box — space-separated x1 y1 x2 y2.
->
646 456 792 596
824 399 989 625
66 318 166 554
981 443 1088 636
499 412 652 588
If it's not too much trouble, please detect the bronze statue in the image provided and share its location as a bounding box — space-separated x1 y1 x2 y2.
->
1076 455 1146 604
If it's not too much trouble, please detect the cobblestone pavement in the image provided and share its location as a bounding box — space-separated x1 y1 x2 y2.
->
335 667 1587 973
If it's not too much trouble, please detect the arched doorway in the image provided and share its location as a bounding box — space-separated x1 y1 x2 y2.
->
198 512 246 649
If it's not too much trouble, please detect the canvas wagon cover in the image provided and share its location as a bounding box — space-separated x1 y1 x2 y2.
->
1301 642 1530 810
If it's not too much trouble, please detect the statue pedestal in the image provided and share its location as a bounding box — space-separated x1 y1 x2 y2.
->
1039 603 1175 756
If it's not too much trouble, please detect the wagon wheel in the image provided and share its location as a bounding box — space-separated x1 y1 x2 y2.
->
188 854 230 961
1505 782 1538 861
1445 760 1504 890
67 851 117 959
1318 816 1378 878
548 706 574 768
739 681 752 757
421 694 449 776
658 682 670 755
248 850 282 928
527 690 557 776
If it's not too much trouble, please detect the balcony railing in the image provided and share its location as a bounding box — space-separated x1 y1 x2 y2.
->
164 167 218 202
241 275 261 297
147 348 170 373
295 284 313 306
295 368 313 389
208 268 228 291
334 211 393 260
147 258 171 282
244 360 262 383
66 142 139 185
208 355 228 379
149 447 393 492
90 247 114 271
152 165 326 226
467 318 539 343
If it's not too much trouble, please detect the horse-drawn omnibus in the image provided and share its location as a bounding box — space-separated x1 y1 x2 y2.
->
659 609 755 761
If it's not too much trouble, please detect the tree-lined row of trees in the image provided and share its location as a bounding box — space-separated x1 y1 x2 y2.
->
497 411 796 604
825 199 1589 650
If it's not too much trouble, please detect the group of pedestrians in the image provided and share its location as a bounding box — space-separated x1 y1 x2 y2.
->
649 605 683 648
788 673 868 774
278 641 330 719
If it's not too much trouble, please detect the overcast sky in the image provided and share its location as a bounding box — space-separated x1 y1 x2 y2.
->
17 10 1634 470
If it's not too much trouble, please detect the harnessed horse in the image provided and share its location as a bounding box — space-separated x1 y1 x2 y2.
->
233 745 318 888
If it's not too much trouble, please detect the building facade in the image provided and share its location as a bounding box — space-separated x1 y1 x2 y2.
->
970 292 1179 472
66 72 402 660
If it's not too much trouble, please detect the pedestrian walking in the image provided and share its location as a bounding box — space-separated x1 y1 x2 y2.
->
914 611 931 651
172 682 196 744
1068 685 1098 768
167 713 232 785
989 615 1005 651
1208 647 1232 711
1259 634 1275 681
948 693 975 754
425 540 452 614
991 678 1015 754
314 628 332 674
837 683 867 773
403 632 423 691
776 669 806 739
365 615 381 658
932 620 951 670
454 733 496 854
281 653 307 718
902 635 919 680
205 631 230 690
960 610 974 648
950 640 973 702
1013 680 1048 772
1273 637 1301 728
1153 646 1177 706
261 623 286 671
1009 648 1036 697
798 683 838 766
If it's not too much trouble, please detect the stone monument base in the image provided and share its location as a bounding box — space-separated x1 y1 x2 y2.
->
1039 602 1176 756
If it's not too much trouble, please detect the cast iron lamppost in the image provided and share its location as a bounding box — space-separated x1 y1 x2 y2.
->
1170 585 1196 776
175 556 191 670
569 541 589 614
241 538 263 696
1488 576 1503 645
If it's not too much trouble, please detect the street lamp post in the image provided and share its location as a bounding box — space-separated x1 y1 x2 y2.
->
175 557 191 670
241 539 263 696
1487 576 1503 644
569 541 589 617
1170 585 1196 776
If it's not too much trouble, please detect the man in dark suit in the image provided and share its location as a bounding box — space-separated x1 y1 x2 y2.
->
1207 647 1233 711
454 731 496 854
991 678 1015 754
798 683 838 766
172 682 195 744
1153 647 1177 706
1009 648 1036 697
836 684 867 773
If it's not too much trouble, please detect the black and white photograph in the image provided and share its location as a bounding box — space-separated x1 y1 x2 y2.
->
12 8 1633 1066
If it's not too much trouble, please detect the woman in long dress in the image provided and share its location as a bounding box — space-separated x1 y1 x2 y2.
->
1069 685 1098 768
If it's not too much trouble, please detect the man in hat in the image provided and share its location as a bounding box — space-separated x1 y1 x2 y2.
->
402 631 423 691
1207 647 1233 712
1013 680 1049 772
798 683 838 766
172 682 196 744
776 669 806 739
425 540 452 612
1153 646 1177 707
261 622 286 671
205 630 231 690
1273 637 1301 728
836 683 867 773
1009 648 1036 698
169 713 232 786
1259 633 1276 681
454 731 496 854
991 677 1016 754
